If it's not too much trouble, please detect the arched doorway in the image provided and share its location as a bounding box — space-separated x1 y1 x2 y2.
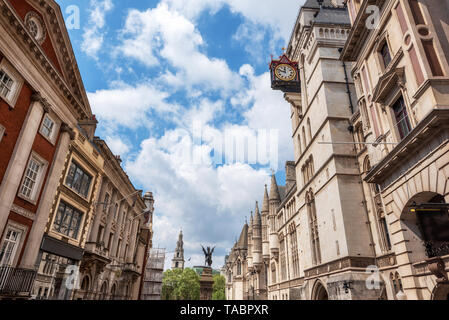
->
110 283 117 300
401 192 449 263
312 281 329 300
100 282 108 300
80 276 90 300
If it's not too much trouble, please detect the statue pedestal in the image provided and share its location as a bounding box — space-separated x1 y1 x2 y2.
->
198 266 214 300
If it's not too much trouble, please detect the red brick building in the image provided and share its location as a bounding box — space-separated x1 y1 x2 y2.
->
0 0 93 298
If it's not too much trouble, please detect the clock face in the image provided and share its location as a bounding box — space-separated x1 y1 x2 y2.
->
275 64 296 81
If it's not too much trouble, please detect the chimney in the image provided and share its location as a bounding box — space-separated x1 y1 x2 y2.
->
115 155 122 163
285 161 296 192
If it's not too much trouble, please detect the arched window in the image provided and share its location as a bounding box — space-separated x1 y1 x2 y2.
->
302 127 307 150
237 260 242 275
110 284 117 300
100 282 108 300
307 191 321 265
307 118 312 143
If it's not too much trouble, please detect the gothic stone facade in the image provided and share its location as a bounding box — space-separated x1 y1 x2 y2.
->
226 0 449 301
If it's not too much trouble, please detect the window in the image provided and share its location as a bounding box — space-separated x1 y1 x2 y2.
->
271 263 277 284
0 69 13 99
116 240 121 257
107 232 114 250
97 225 104 244
307 191 321 265
380 42 392 69
53 200 83 239
0 124 5 142
380 215 392 251
19 154 47 202
392 96 412 140
290 225 300 278
280 238 287 281
40 114 56 141
65 161 93 198
237 260 242 275
0 227 22 266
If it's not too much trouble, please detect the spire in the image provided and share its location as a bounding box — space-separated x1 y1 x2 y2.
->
250 211 254 226
262 184 269 213
172 230 185 270
254 201 261 225
237 223 248 249
269 174 281 201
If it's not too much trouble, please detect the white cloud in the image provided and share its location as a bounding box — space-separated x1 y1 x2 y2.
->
87 82 179 129
105 135 130 156
118 3 242 95
82 0 114 58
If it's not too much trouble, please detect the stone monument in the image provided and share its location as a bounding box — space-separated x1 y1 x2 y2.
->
199 245 215 300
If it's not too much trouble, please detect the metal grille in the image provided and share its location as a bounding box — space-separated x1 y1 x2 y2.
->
0 266 36 296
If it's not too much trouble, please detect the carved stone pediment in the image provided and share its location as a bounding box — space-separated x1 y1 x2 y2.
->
372 67 405 104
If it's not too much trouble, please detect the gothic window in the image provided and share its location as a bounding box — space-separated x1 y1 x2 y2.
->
237 260 242 275
307 191 321 265
297 135 302 157
280 237 287 281
392 96 412 140
271 263 277 284
391 272 404 298
307 118 312 143
302 127 307 150
290 224 300 278
379 212 392 252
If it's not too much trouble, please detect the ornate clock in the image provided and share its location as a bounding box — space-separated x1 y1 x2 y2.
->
269 53 301 93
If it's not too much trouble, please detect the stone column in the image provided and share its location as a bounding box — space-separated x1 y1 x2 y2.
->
102 190 117 251
0 98 44 236
119 212 130 260
111 202 125 258
126 218 139 263
20 124 74 269
88 176 108 244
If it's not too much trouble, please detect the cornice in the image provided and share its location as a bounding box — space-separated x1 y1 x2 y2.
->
0 0 89 120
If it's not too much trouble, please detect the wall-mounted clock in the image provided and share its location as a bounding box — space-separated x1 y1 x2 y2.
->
275 64 297 81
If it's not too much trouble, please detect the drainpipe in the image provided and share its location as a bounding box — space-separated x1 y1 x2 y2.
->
339 48 355 116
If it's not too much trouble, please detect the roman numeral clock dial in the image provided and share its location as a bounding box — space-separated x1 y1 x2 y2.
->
275 64 296 81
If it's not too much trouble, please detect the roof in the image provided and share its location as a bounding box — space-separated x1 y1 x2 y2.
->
237 224 248 249
303 0 333 9
314 6 350 25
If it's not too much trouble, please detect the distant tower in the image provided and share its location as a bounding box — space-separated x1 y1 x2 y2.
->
172 230 185 270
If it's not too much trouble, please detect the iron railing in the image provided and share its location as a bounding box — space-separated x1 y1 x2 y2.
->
0 266 36 296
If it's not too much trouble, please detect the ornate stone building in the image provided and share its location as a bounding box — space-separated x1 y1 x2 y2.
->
226 0 449 301
0 0 91 299
172 230 185 270
342 0 449 300
73 139 154 300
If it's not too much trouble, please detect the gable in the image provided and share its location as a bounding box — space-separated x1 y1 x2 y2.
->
8 0 92 118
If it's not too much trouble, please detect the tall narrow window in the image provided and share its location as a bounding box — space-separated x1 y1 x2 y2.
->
40 114 55 141
392 96 412 139
380 42 392 69
290 226 300 277
280 238 286 281
302 127 307 150
380 214 392 251
237 260 242 275
19 155 47 202
0 69 13 100
307 118 312 143
0 227 22 266
307 192 321 265
271 263 277 284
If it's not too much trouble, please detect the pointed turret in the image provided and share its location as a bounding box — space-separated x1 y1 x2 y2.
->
254 201 261 225
262 185 269 214
269 174 281 202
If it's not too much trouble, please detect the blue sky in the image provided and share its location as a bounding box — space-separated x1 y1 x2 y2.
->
56 0 304 269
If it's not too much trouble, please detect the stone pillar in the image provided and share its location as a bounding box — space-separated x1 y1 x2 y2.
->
88 176 108 244
0 99 44 236
120 212 130 260
103 190 117 251
20 124 74 269
200 267 214 300
126 218 139 263
111 202 125 258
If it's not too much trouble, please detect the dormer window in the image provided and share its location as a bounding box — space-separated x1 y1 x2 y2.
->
25 12 46 44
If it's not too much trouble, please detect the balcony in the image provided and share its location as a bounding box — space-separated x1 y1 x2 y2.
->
0 266 36 298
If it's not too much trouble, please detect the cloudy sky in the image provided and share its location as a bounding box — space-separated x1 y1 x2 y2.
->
56 0 304 270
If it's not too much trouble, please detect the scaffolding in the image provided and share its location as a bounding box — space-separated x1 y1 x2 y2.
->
140 248 165 300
